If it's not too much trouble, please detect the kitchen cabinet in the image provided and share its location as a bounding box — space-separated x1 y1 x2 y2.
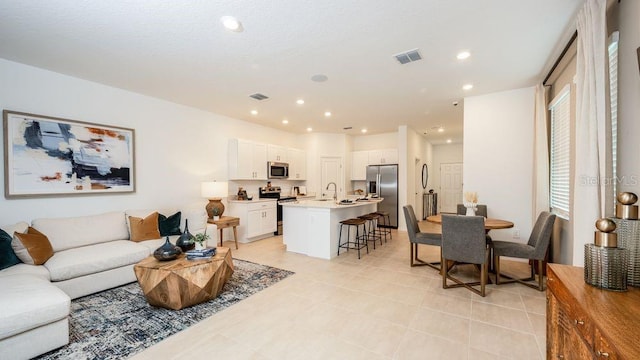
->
368 149 398 165
351 151 368 180
287 148 306 180
546 264 640 359
228 139 267 180
227 200 276 242
267 144 288 162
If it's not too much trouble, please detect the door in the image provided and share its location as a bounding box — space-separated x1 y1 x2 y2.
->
440 162 463 213
415 158 422 210
320 157 342 199
379 165 398 228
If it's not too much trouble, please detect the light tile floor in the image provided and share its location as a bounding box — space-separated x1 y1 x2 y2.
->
131 224 546 360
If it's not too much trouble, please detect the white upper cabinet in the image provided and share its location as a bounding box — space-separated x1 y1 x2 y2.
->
368 149 398 165
228 139 268 180
267 145 288 163
351 151 369 180
287 148 306 180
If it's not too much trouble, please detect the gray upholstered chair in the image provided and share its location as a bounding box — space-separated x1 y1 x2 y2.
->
492 211 556 291
403 205 441 271
441 215 490 297
456 204 488 218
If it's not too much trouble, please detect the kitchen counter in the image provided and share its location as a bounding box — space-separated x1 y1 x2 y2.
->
281 198 382 259
227 198 275 203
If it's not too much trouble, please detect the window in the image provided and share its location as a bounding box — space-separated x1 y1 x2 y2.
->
549 85 571 219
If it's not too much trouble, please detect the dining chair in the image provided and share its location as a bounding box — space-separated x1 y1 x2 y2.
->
492 211 556 291
441 215 490 297
456 204 488 218
403 205 441 271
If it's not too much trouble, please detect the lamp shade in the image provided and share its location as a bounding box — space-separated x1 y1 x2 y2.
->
201 181 228 199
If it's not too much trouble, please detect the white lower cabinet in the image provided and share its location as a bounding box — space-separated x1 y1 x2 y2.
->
227 200 277 243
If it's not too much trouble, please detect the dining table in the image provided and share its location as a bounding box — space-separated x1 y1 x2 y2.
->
425 214 514 232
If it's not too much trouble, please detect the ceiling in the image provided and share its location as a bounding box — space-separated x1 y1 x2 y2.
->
0 0 583 144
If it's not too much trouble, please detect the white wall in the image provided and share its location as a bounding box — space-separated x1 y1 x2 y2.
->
432 143 463 212
0 59 298 224
463 87 535 241
352 132 398 150
301 133 349 199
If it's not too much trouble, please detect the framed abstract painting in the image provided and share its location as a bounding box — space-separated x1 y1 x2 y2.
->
3 110 135 198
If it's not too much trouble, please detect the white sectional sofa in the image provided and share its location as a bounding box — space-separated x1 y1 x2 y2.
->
0 207 212 360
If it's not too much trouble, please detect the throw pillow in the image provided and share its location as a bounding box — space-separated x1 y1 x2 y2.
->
158 211 182 236
0 229 22 270
11 227 54 265
129 212 161 242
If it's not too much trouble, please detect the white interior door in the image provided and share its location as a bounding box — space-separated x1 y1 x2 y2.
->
415 158 422 210
320 157 343 199
440 162 463 213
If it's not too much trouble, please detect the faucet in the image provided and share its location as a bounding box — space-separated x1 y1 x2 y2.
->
326 182 337 201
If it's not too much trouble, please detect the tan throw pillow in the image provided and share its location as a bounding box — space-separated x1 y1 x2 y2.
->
129 212 161 242
12 227 54 265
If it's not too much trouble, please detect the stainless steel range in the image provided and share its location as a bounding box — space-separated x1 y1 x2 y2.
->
258 186 296 235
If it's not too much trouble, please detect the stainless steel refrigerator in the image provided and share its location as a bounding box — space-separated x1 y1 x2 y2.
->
366 164 398 228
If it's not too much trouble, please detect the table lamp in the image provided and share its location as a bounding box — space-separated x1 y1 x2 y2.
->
201 181 228 219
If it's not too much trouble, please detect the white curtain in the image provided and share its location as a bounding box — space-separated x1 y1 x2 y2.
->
572 0 611 266
533 83 549 221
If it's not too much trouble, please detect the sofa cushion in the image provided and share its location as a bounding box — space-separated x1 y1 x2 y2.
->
32 211 129 252
129 212 161 242
158 211 182 236
12 227 54 265
0 229 21 270
0 274 70 339
44 240 149 282
181 207 207 233
0 263 50 280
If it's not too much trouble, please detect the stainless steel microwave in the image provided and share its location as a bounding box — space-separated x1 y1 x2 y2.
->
268 161 289 179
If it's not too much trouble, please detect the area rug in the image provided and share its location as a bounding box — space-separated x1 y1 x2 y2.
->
36 259 294 360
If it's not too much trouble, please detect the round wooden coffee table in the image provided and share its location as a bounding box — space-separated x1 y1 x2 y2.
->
134 247 234 310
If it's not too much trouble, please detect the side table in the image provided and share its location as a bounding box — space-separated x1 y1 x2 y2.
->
208 216 240 249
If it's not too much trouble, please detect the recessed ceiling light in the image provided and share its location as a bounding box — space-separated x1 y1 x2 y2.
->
462 84 474 91
221 16 243 32
361 129 367 133
306 127 313 132
250 110 258 115
438 127 444 133
324 111 331 117
311 74 328 82
456 51 471 60
447 139 452 143
296 99 305 105
282 119 289 124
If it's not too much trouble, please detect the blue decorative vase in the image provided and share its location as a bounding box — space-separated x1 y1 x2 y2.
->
176 219 195 252
153 237 182 261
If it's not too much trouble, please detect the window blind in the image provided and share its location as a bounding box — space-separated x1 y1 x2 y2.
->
608 32 619 204
549 85 571 219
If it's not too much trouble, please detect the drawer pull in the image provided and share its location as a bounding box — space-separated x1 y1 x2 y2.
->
596 351 609 357
574 319 584 325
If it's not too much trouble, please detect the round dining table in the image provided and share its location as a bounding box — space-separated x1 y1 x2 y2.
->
426 214 514 230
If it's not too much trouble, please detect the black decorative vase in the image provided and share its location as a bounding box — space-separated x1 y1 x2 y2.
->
176 219 195 252
153 237 182 261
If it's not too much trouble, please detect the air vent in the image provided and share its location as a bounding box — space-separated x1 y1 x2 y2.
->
249 93 269 101
393 48 422 65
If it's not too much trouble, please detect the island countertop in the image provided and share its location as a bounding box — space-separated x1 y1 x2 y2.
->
281 198 382 209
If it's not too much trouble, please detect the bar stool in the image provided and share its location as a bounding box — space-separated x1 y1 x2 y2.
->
375 211 392 242
337 218 368 259
358 213 383 249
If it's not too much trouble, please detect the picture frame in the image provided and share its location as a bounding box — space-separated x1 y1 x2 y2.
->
3 110 135 198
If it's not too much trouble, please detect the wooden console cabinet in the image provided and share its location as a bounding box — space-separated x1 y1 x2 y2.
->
547 264 640 359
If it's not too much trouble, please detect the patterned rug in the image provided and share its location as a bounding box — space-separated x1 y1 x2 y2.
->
36 259 294 360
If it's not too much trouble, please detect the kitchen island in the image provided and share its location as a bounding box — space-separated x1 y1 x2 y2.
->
282 198 382 259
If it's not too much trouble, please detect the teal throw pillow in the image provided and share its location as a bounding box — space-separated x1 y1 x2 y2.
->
0 228 22 270
158 211 182 236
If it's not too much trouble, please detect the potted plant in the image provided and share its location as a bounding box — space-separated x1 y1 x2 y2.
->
194 232 211 250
